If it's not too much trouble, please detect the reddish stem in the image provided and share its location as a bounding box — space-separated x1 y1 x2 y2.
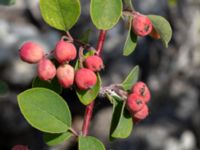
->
81 30 107 136
96 30 107 56
82 102 95 136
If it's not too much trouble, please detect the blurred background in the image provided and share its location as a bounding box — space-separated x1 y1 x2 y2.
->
0 0 200 149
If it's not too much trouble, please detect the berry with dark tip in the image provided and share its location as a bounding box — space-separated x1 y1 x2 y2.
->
85 55 104 72
132 13 153 37
126 93 145 113
75 68 97 90
132 81 151 103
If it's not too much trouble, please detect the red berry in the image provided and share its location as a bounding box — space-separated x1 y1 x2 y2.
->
134 104 149 120
132 13 153 36
12 145 29 150
75 68 97 90
37 58 56 81
19 42 44 64
56 64 74 88
85 55 104 72
126 93 145 113
132 81 151 103
54 40 77 63
149 27 160 39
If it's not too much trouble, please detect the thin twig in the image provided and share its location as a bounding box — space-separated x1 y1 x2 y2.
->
78 47 85 68
81 30 107 136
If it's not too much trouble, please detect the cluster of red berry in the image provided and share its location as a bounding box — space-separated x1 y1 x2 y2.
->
19 38 104 91
126 82 151 122
132 12 160 39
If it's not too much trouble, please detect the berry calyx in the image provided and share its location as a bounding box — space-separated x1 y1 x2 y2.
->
132 13 153 36
84 55 104 72
134 104 149 120
132 81 151 103
19 42 44 64
149 27 160 39
56 64 74 88
126 93 145 113
54 40 77 64
37 58 56 81
75 68 97 90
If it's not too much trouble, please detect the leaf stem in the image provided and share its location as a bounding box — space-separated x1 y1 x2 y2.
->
81 30 107 136
69 127 79 137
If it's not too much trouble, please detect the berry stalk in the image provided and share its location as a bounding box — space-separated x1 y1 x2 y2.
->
82 30 107 136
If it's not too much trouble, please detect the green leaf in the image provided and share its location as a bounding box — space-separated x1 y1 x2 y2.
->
0 0 15 5
148 15 172 47
44 131 72 146
90 0 122 30
39 0 81 31
76 74 101 105
79 136 105 150
18 88 71 133
122 65 139 91
110 97 133 139
123 18 137 56
32 77 62 94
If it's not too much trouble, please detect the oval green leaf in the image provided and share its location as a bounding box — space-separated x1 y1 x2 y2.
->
123 18 137 56
44 131 73 146
18 88 72 133
32 77 62 94
121 65 139 90
110 96 133 139
90 0 122 30
79 136 105 150
148 15 172 48
40 0 81 31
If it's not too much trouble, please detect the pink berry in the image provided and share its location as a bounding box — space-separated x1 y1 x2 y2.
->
132 81 151 103
75 68 97 90
84 55 104 72
126 93 145 113
54 40 77 63
19 42 44 64
132 13 153 36
37 58 56 81
12 145 29 150
56 64 74 88
134 104 149 120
